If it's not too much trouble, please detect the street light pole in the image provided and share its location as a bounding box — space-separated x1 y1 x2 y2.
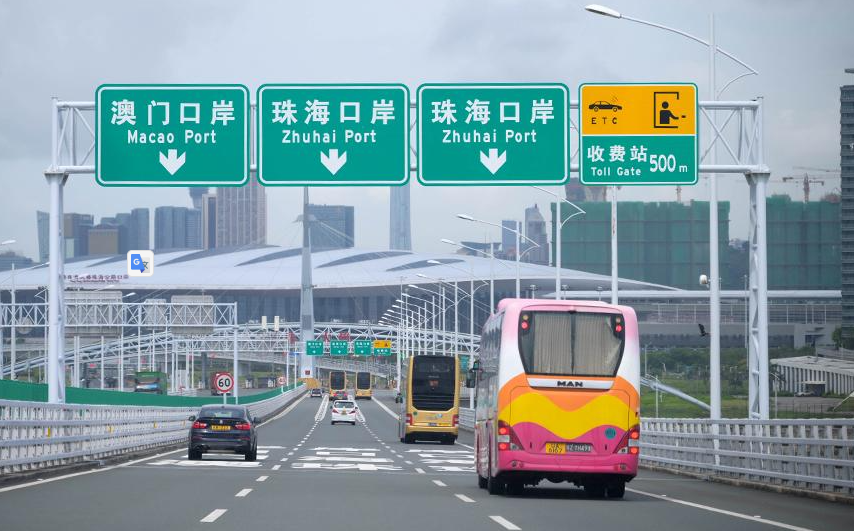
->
611 185 618 304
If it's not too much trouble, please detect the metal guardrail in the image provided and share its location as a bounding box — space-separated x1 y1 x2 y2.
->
0 384 306 475
458 410 854 496
641 418 854 496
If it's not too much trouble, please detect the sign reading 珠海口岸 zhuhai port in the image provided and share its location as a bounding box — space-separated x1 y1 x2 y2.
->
257 84 410 186
96 85 250 186
417 83 569 185
579 83 698 186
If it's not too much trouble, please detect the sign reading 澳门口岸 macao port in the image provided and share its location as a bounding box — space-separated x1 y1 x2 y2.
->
579 83 698 186
96 85 250 186
417 84 569 185
257 84 410 186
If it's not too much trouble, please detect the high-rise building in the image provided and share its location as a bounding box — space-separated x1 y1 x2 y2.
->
129 208 150 250
501 220 519 259
36 211 49 263
523 205 549 265
201 193 217 249
87 225 122 256
63 213 94 258
154 206 201 250
189 187 208 209
390 184 411 250
216 175 266 248
841 70 854 339
308 204 354 251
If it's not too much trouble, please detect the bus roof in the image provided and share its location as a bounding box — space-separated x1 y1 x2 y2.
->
495 298 630 313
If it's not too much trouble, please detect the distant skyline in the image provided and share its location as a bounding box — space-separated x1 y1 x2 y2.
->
1 0 852 261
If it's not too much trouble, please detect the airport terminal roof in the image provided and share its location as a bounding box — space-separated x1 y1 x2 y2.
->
771 356 854 376
0 246 676 293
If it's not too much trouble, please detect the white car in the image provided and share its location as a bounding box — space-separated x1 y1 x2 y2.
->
330 400 358 425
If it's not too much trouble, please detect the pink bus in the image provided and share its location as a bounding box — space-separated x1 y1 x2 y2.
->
469 299 640 498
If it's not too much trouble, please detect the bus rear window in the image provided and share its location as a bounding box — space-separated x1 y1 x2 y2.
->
518 311 625 377
412 356 456 411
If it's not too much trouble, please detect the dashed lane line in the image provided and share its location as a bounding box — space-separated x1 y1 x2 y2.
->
201 509 227 523
415 468 426 474
271 465 281 471
256 476 268 482
235 488 252 497
455 494 475 503
432 480 447 487
489 516 520 530
626 488 814 531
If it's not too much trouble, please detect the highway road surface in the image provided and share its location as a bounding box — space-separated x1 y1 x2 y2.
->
0 391 851 531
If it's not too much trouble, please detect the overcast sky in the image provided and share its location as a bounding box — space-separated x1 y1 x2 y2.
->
1 0 852 261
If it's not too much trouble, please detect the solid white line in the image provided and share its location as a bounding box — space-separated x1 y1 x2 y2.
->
0 447 184 494
271 465 281 471
280 458 289 462
626 488 814 531
373 397 399 419
455 493 475 503
260 392 308 427
456 442 475 450
201 509 227 523
235 488 252 497
415 468 426 474
433 480 447 487
256 475 268 482
489 516 520 530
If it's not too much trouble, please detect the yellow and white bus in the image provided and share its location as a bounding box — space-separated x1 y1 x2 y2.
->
329 370 347 400
398 355 460 445
355 371 372 400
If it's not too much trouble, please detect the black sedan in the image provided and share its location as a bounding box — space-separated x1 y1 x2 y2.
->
588 100 622 111
188 405 258 461
310 388 323 398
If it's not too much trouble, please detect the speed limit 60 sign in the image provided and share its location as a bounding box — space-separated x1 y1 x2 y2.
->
214 372 234 394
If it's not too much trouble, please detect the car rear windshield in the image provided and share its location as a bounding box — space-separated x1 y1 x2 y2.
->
335 401 354 408
199 407 246 419
411 356 456 411
518 311 625 377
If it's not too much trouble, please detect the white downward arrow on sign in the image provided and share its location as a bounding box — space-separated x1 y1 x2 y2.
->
479 148 506 174
320 149 347 175
159 149 186 175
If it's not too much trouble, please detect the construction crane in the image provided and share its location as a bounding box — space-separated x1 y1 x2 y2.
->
780 167 840 202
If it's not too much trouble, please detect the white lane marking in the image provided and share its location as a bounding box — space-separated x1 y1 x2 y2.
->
0 447 183 494
287 452 294 456
256 475 268 482
201 509 227 523
627 488 815 531
489 516 520 530
258 445 286 449
455 493 475 503
433 480 447 487
456 442 475 450
280 458 289 462
373 397 399 419
314 395 330 421
415 468 426 474
405 460 414 465
235 488 252 497
271 465 281 471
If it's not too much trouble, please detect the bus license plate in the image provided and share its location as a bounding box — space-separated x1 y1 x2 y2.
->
211 425 230 431
546 442 591 454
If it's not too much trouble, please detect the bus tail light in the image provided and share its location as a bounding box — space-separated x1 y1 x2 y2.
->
406 413 413 426
497 421 523 451
453 414 459 427
615 426 640 455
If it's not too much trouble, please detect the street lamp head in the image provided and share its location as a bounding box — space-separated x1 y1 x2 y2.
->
407 284 419 289
440 238 457 245
124 292 136 298
427 259 442 265
0 239 16 246
457 213 475 222
585 4 621 18
416 273 429 279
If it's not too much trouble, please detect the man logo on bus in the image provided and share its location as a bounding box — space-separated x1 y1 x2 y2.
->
556 380 584 388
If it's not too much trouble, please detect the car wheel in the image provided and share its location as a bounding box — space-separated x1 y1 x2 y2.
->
613 107 619 112
592 106 599 112
486 447 504 495
245 450 257 462
188 449 201 461
403 434 414 444
478 474 488 489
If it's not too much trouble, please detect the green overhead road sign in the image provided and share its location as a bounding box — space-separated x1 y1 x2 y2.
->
257 84 410 186
579 83 698 185
306 340 324 356
330 340 349 356
373 347 392 357
96 85 249 186
417 84 569 185
354 340 372 356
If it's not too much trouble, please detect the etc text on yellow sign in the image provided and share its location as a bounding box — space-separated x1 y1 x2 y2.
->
579 83 698 185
